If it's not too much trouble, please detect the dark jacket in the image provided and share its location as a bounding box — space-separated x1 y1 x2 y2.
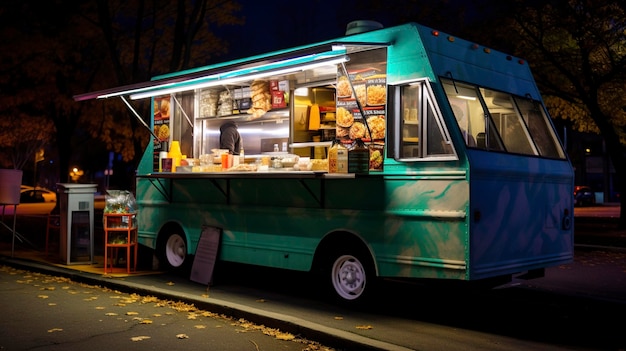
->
219 122 241 155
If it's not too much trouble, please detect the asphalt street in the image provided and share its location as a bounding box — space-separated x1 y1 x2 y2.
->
0 204 624 350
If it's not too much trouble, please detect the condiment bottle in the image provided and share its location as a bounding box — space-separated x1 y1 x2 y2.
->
168 141 183 172
348 138 369 174
336 140 348 173
328 139 339 173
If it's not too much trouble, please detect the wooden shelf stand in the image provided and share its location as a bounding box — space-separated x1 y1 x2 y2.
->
103 213 138 274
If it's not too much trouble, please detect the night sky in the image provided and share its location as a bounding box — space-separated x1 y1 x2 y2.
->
217 0 418 61
216 0 488 62
218 0 359 60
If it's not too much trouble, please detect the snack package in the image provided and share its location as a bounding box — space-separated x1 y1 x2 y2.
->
104 190 137 214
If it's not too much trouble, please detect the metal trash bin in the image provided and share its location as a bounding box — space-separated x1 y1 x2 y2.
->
57 183 97 265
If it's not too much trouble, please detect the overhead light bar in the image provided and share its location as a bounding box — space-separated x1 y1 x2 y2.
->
94 50 346 100
128 55 348 100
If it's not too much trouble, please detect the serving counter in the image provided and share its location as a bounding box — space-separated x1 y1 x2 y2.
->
138 171 355 207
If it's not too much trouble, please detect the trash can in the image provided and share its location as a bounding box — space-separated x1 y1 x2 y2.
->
57 183 97 265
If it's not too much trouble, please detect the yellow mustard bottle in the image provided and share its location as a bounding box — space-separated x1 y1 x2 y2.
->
168 141 182 172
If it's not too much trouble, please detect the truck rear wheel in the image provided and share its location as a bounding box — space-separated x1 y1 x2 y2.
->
160 232 187 269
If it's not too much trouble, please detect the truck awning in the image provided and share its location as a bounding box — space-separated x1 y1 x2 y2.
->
72 43 365 102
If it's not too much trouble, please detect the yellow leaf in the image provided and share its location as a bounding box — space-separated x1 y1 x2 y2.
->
48 328 63 333
356 325 373 330
105 313 118 316
48 303 56 306
140 319 153 324
95 306 105 310
37 295 49 299
275 332 295 340
166 281 175 286
126 311 139 316
334 316 344 320
194 325 206 329
176 333 189 339
131 336 151 342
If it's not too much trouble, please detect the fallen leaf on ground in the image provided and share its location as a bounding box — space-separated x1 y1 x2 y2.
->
131 336 151 341
356 325 373 330
275 332 296 340
176 333 189 339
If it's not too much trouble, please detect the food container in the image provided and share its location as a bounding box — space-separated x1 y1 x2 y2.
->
211 149 229 164
281 158 297 168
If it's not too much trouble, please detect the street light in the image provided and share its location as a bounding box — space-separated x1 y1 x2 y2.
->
69 167 84 182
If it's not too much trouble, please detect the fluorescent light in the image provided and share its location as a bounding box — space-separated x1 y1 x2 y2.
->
457 95 476 101
127 55 348 100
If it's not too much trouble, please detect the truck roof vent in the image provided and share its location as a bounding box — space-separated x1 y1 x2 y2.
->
345 20 383 35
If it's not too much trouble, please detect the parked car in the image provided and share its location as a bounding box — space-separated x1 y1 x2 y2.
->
574 186 596 206
20 186 57 203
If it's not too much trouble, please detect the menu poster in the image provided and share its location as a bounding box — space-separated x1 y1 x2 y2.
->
336 62 387 171
153 96 171 172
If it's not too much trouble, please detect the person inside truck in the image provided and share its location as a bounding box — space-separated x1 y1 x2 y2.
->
219 121 242 155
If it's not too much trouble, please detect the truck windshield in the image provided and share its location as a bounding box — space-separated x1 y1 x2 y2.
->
442 78 566 159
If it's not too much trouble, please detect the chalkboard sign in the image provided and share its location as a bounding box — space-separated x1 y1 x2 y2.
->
190 226 221 285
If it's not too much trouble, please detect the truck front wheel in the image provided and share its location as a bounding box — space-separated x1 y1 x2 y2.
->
160 232 187 269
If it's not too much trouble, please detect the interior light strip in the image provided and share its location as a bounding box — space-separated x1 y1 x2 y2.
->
93 51 347 100
128 55 348 100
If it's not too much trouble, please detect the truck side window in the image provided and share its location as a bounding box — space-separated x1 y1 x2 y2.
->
396 80 455 160
400 84 420 158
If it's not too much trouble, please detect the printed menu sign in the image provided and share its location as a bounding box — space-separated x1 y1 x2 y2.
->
336 55 387 171
153 96 171 171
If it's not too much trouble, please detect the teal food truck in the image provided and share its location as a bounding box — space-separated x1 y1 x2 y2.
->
76 22 574 303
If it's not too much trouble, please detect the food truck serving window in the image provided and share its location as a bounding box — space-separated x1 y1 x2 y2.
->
442 78 566 159
393 80 456 161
